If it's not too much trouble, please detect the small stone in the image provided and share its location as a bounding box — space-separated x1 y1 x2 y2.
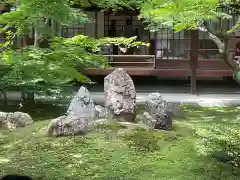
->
104 68 136 121
94 105 107 119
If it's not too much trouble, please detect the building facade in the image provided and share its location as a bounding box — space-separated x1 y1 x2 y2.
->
1 6 240 92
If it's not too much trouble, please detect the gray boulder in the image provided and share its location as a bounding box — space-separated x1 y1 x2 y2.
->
67 86 95 120
47 86 96 136
0 111 33 130
144 93 172 130
47 115 88 136
104 68 136 122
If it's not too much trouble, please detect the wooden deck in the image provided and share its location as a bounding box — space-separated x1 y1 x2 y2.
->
85 55 232 77
85 67 232 77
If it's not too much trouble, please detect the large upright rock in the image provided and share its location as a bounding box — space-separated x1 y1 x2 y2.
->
143 93 172 130
104 68 136 121
67 86 95 120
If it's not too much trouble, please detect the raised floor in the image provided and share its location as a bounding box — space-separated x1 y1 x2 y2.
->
85 67 232 77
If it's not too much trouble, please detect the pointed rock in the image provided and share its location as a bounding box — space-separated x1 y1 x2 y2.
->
67 86 95 120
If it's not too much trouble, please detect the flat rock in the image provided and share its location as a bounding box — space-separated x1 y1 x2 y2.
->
47 115 88 136
104 68 136 121
0 111 33 130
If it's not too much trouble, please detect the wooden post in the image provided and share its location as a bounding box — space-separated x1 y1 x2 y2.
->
95 11 98 38
190 30 198 94
154 32 157 68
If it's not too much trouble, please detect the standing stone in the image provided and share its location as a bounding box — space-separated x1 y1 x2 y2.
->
67 86 95 120
104 68 136 121
143 93 172 130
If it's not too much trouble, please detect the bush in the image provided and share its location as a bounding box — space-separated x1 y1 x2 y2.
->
199 127 240 167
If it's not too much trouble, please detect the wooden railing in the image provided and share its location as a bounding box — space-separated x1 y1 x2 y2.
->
104 55 155 68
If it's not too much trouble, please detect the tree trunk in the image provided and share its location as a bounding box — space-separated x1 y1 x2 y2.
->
199 25 240 82
34 27 39 47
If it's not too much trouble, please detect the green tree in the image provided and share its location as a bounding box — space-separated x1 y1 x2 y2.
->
0 0 146 101
138 0 240 81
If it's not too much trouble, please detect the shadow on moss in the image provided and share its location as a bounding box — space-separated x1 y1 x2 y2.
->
121 123 193 152
0 102 65 121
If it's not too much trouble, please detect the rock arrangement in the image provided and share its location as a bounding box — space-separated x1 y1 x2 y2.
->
104 68 136 122
47 86 107 136
0 68 178 135
0 111 33 130
0 68 178 136
46 68 178 136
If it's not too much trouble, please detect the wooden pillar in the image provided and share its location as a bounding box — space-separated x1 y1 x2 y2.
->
95 11 98 38
190 30 198 94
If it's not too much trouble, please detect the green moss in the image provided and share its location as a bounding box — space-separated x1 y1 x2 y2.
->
1 104 240 179
90 121 127 132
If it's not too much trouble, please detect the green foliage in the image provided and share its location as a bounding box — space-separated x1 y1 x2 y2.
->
70 0 141 10
139 0 239 33
182 105 240 168
0 0 89 35
139 0 219 31
0 35 147 95
0 0 149 96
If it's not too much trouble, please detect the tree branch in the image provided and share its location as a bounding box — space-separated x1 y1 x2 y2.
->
227 15 240 34
197 26 235 70
203 20 228 38
197 26 224 53
0 32 16 53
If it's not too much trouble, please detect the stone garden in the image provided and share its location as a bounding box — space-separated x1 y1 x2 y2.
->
0 68 177 136
1 69 240 180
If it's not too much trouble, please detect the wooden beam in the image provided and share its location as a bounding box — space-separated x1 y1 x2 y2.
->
190 30 198 94
85 67 190 76
196 70 232 77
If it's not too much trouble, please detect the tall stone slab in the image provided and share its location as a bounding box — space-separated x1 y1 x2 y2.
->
104 68 136 121
67 86 95 120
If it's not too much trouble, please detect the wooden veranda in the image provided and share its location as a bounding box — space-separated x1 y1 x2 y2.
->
1 6 239 94
85 30 235 94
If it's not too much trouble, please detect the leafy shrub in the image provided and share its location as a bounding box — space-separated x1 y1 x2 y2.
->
199 127 240 167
